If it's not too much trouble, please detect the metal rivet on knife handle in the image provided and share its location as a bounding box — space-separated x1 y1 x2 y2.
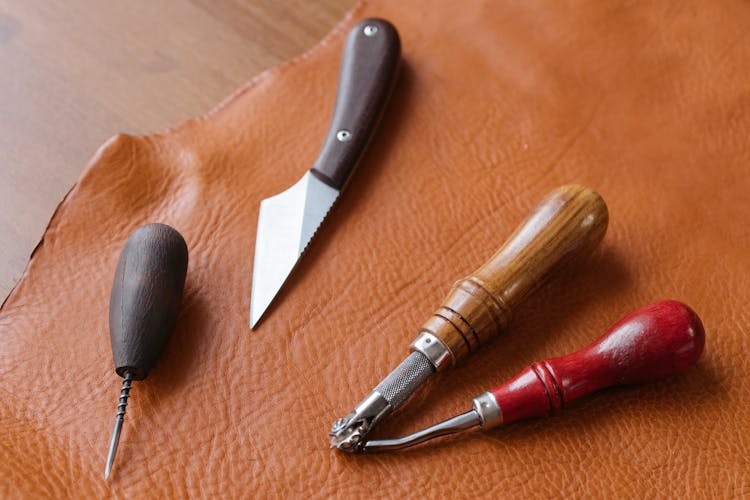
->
249 18 401 328
329 184 609 451
310 17 401 190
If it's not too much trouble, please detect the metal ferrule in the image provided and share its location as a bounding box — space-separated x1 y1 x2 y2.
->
329 391 392 452
409 332 454 371
471 391 503 429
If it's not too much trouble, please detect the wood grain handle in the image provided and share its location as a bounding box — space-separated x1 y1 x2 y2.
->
420 185 608 363
310 18 401 189
488 301 705 425
109 224 188 380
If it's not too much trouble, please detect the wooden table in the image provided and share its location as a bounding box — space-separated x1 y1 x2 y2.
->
0 0 354 301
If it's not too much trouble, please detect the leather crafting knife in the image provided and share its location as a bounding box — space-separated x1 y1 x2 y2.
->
250 18 401 328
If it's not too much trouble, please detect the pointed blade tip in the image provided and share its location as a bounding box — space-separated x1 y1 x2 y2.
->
249 295 270 330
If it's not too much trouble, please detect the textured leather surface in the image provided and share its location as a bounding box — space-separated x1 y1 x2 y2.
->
2 0 749 497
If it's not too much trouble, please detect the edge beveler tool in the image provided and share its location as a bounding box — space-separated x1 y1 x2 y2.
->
362 300 705 452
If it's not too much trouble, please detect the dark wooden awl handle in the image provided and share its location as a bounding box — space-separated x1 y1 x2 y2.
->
420 185 609 363
311 18 401 189
109 224 188 380
489 301 705 425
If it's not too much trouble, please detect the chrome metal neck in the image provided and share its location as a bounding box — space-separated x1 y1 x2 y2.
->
356 392 503 453
361 409 481 453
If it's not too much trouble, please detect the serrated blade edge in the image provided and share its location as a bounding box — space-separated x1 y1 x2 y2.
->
250 172 339 328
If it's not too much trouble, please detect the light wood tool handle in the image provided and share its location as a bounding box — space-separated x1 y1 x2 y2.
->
419 185 608 363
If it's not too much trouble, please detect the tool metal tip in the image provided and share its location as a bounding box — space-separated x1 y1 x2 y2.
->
104 416 122 479
104 373 132 480
249 308 262 329
104 454 114 480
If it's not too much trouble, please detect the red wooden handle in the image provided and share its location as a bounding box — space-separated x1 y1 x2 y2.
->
489 301 705 425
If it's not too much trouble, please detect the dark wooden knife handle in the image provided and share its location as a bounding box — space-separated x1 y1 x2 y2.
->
310 18 401 190
109 224 188 380
420 185 609 362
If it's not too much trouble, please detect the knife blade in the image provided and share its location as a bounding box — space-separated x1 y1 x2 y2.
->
250 18 401 328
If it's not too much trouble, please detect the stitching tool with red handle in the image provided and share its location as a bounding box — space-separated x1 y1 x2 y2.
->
359 300 705 452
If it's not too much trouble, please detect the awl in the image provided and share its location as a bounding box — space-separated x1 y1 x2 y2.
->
362 300 705 452
250 18 401 328
330 184 609 450
104 224 188 478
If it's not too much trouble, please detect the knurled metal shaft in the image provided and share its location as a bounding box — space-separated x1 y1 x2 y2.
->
329 351 435 451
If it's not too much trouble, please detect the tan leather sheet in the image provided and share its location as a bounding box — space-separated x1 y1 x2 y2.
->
2 0 749 497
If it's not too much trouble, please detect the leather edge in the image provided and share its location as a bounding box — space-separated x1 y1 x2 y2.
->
0 0 369 311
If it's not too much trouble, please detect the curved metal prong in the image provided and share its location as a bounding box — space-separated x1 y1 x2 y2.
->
360 409 481 453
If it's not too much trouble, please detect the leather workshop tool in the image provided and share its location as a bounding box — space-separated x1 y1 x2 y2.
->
250 18 401 328
361 300 705 452
104 224 188 479
330 184 609 451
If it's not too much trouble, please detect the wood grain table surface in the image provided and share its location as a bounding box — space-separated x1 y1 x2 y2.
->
0 0 355 301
